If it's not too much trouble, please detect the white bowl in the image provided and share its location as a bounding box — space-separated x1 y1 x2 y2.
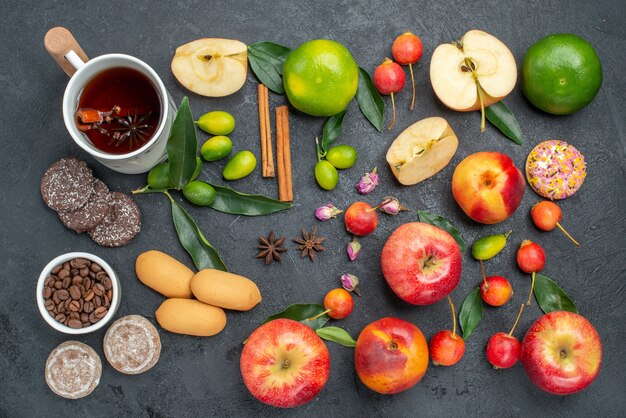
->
36 252 121 334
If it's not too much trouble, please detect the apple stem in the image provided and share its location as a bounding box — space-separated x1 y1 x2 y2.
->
306 308 331 321
508 303 525 337
526 271 536 306
476 82 486 133
447 295 458 337
480 259 488 289
388 93 397 131
556 222 580 246
409 63 416 111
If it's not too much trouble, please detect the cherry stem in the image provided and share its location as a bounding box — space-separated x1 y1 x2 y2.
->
526 271 536 306
306 308 330 321
409 63 416 111
315 136 323 161
447 295 457 337
388 93 396 131
556 222 580 246
480 259 488 289
508 303 525 337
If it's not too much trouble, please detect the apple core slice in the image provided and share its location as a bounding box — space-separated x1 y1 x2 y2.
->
172 38 248 97
386 117 458 185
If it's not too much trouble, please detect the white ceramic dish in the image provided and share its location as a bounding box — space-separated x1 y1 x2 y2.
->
36 252 120 334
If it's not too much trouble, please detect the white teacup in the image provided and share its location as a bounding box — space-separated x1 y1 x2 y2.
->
46 27 174 174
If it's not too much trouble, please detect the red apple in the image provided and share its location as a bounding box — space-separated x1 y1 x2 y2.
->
381 222 462 305
452 152 525 224
240 318 330 408
355 317 429 394
429 330 465 366
521 311 602 395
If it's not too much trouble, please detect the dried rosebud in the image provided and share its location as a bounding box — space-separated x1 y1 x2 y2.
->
347 239 362 261
379 196 408 215
340 273 361 296
315 204 343 221
356 167 379 195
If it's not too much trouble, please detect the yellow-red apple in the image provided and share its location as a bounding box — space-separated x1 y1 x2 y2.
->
240 318 330 408
452 152 525 224
355 317 429 394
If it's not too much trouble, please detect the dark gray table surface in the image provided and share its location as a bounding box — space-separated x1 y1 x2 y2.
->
2 0 625 416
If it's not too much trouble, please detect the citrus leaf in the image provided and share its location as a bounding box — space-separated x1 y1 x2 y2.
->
248 42 291 94
534 274 578 314
207 183 292 216
485 101 523 145
316 326 356 347
321 109 348 154
418 210 467 252
459 288 482 339
261 303 329 330
167 97 198 189
356 67 384 131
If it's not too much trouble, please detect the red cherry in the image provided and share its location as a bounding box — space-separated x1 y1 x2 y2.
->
344 202 378 236
373 58 405 130
480 275 513 307
486 332 521 369
391 31 423 111
531 201 580 246
323 288 354 320
516 240 545 274
430 330 465 366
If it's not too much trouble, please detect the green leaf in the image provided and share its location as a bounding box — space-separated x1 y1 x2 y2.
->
418 210 467 252
261 303 329 330
459 288 482 339
321 109 348 154
167 193 227 272
167 97 198 189
534 274 578 314
248 42 292 94
208 183 292 216
485 101 523 145
316 326 356 347
356 67 384 131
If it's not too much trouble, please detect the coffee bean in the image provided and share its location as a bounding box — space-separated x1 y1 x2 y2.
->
79 267 89 277
52 291 61 304
53 280 63 290
90 262 102 273
101 276 112 290
103 294 110 308
69 285 81 300
48 310 55 318
44 276 54 287
70 268 79 277
96 271 108 282
67 319 82 329
93 283 105 296
45 300 55 311
56 289 69 301
78 298 84 312
83 301 94 313
64 299 72 310
62 276 71 289
64 317 71 326
57 268 70 279
84 278 92 290
80 312 89 323
94 296 102 308
83 289 94 301
51 264 62 274
72 276 82 285
63 261 70 271
55 313 67 322
88 271 96 279
106 289 113 300
88 312 97 323
68 300 81 312
94 307 108 318
71 258 90 269
43 287 52 299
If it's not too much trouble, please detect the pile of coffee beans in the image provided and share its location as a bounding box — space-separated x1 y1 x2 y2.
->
42 257 114 329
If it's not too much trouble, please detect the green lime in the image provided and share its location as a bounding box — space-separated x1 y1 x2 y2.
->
522 34 602 115
283 39 358 116
326 145 357 169
314 160 339 190
223 150 257 180
197 111 236 135
191 156 202 180
182 181 216 206
471 232 511 261
147 162 171 189
201 136 233 162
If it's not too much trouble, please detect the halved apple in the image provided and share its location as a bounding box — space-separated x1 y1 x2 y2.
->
386 117 458 185
172 38 248 97
430 30 517 129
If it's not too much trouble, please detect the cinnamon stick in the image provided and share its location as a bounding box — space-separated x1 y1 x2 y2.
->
276 106 293 202
257 84 274 178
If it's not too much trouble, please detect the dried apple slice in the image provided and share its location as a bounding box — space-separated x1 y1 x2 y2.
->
386 117 459 186
172 38 248 97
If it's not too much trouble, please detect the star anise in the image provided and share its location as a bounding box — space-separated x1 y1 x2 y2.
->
256 231 287 265
293 226 326 262
110 110 153 149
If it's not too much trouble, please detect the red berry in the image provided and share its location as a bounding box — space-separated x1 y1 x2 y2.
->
323 288 354 320
392 32 423 65
373 58 405 95
516 240 545 273
531 201 562 231
486 332 521 369
429 330 465 366
480 276 513 307
344 202 378 236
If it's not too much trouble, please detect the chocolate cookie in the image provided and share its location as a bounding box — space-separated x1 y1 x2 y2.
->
58 179 112 233
88 192 141 247
103 315 161 375
41 158 94 212
45 341 102 399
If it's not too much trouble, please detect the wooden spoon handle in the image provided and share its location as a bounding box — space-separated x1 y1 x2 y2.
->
44 27 89 77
